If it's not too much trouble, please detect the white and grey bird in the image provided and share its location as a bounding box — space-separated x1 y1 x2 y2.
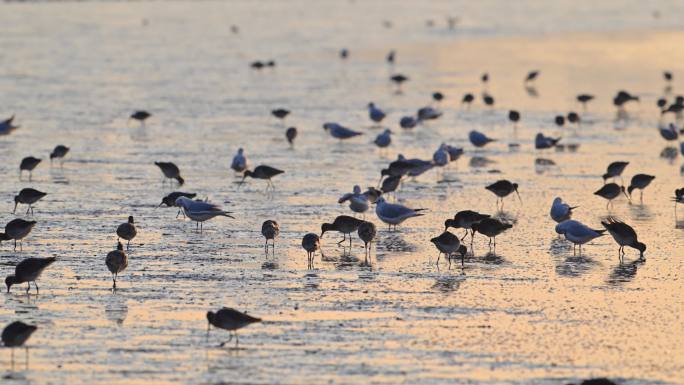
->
338 185 370 214
659 123 679 141
374 129 392 148
468 130 496 148
555 220 605 255
375 197 425 230
549 197 578 223
368 103 386 123
231 148 248 172
535 133 561 149
175 197 234 232
323 122 363 140
432 143 449 168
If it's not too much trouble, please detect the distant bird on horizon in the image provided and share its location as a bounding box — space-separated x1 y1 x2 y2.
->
129 110 151 124
271 108 290 121
461 93 475 106
286 127 297 146
368 103 387 124
469 130 496 148
323 122 363 140
390 74 408 92
525 70 539 83
0 115 19 135
576 94 595 109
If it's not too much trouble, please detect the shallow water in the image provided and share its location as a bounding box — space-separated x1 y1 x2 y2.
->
1 1 684 384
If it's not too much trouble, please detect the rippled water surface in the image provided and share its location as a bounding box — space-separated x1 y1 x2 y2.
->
1 1 684 384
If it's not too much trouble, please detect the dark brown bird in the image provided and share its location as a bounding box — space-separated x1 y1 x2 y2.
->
261 220 280 254
601 218 646 260
106 242 128 289
20 156 41 180
5 257 56 294
242 165 284 189
627 174 655 203
206 308 262 348
357 221 377 260
2 321 37 348
286 127 297 146
472 218 513 247
14 188 47 215
271 108 290 120
430 231 466 267
129 110 151 123
49 145 70 165
445 210 490 241
154 162 184 185
302 233 320 268
485 180 521 209
0 218 37 251
116 216 137 249
594 183 628 209
321 215 364 247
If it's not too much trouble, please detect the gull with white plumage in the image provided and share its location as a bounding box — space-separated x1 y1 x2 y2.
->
175 197 234 232
375 197 425 231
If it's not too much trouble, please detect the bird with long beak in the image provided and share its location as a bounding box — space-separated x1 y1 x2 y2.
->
206 308 261 348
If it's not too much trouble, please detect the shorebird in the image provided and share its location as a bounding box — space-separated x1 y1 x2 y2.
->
380 175 401 197
338 185 370 215
554 115 565 128
472 218 512 247
659 123 678 141
432 144 449 170
485 180 521 209
271 108 290 121
13 188 47 215
321 215 364 247
368 103 386 124
242 165 284 189
106 242 128 289
0 115 19 134
555 220 605 255
399 116 418 129
175 197 234 232
49 145 69 165
417 106 442 121
469 130 495 148
302 233 320 268
390 74 408 92
627 174 656 203
159 191 197 217
535 133 560 149
116 216 137 249
5 257 56 293
154 162 184 185
206 308 261 348
594 183 628 208
397 155 433 177
432 91 444 104
0 219 36 251
613 90 639 108
386 50 395 64
664 71 673 82
602 161 629 184
2 320 37 368
601 218 646 260
340 48 349 59
374 129 392 148
525 70 539 83
357 221 376 260
567 112 580 126
576 94 594 109
482 93 495 106
672 187 684 216
549 197 578 223
261 220 280 254
508 110 521 126
375 197 425 231
481 72 489 84
430 231 466 267
363 187 382 204
231 148 248 172
286 127 297 146
323 122 363 140
445 210 490 241
461 93 475 106
129 110 151 124
20 156 41 180
444 145 464 162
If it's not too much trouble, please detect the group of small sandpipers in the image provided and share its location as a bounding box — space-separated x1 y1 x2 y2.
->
2 52 684 364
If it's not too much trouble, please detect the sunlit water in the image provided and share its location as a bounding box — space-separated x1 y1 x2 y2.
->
1 1 684 384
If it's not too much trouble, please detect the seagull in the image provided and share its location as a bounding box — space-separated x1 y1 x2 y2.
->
368 103 386 124
206 308 261 348
357 221 377 260
5 257 56 294
338 185 370 215
374 129 392 148
271 108 290 120
525 70 539 83
129 110 151 124
175 196 234 232
399 116 418 129
602 161 629 184
154 162 184 185
601 217 646 260
20 156 41 180
159 191 197 217
555 220 605 255
321 215 364 247
549 197 578 223
430 231 466 266
242 165 284 189
13 188 47 215
485 180 521 208
0 115 19 134
469 130 496 148
302 233 320 268
535 133 561 149
659 123 678 141
445 210 490 241
323 122 363 140
49 145 69 165
116 216 137 249
261 220 280 254
286 127 297 146
231 148 248 172
375 197 425 231
106 242 128 289
594 183 628 208
471 218 512 247
627 174 656 203
0 219 36 251
432 144 449 169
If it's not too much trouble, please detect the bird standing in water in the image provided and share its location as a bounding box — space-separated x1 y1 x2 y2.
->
206 308 261 348
154 162 184 185
5 257 56 294
106 242 128 290
116 216 137 249
601 218 646 261
261 220 280 254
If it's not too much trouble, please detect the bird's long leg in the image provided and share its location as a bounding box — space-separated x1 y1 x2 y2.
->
264 240 268 254
34 281 39 294
235 332 239 348
337 233 346 245
436 252 441 264
349 234 352 248
11 348 14 370
461 230 468 241
112 274 117 290
26 282 31 293
640 190 643 204
26 205 30 215
25 346 29 370
201 222 203 233
127 240 130 250
447 253 452 269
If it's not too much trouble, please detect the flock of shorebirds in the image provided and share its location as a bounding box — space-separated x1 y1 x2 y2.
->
2 44 684 367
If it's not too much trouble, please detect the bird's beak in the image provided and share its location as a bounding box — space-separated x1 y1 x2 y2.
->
206 322 210 342
515 188 523 204
157 202 164 208
12 202 17 214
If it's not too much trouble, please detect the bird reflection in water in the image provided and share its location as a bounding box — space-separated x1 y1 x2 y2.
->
432 273 465 293
554 254 598 277
104 295 129 326
660 146 678 163
607 259 644 285
379 233 416 253
525 85 539 98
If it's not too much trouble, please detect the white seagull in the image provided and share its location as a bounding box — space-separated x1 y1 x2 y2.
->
231 148 248 172
549 197 578 223
375 197 425 230
555 219 605 254
338 185 370 215
175 197 234 232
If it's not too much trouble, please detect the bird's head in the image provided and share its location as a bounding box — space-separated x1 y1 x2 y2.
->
5 275 17 293
128 216 135 224
320 223 333 237
12 196 20 213
206 311 216 325
117 242 124 251
242 170 253 180
635 242 647 258
444 218 457 231
627 185 635 197
175 176 185 186
175 196 191 209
